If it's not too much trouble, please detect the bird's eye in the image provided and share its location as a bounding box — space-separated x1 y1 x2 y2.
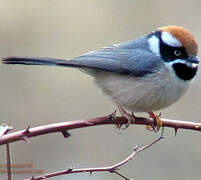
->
174 50 181 56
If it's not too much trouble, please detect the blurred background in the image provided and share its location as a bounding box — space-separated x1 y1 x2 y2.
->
0 0 201 179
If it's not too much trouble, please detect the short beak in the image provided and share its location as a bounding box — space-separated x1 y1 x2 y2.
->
187 56 199 64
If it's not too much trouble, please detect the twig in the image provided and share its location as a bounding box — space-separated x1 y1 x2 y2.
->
6 143 12 180
0 114 200 145
24 127 164 180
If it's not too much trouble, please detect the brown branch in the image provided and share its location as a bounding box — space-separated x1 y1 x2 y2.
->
0 113 200 145
25 128 164 180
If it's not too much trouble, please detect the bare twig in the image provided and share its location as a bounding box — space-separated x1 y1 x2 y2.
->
0 114 200 145
24 127 164 180
6 143 12 180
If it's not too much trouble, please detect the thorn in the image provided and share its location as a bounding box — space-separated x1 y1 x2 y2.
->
174 128 178 136
133 145 139 151
61 130 71 138
23 126 30 136
66 167 73 173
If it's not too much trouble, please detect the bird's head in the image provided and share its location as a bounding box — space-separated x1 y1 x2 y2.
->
148 25 199 81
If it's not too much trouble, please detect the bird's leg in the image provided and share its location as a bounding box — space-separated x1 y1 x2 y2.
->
117 104 135 128
147 112 162 132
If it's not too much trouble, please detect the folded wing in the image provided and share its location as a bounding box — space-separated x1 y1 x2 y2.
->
2 46 159 77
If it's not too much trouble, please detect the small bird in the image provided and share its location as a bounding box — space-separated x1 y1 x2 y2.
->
2 26 199 130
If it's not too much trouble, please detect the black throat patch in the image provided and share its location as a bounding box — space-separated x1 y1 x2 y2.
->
173 63 198 81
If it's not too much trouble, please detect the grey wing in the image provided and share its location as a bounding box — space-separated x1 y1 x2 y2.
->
69 47 121 73
70 46 160 77
3 44 160 77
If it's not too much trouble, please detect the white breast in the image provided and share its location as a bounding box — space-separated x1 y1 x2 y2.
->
94 66 189 112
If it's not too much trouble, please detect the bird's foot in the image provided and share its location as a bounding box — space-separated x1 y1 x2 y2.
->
117 104 135 128
146 112 162 132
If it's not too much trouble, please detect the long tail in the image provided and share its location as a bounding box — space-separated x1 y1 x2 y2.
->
3 57 73 66
2 56 94 69
2 53 122 73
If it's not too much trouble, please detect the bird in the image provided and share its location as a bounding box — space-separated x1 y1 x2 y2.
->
2 25 199 131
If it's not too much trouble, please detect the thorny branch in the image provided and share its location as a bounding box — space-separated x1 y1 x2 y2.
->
25 127 164 180
0 114 199 180
0 113 200 145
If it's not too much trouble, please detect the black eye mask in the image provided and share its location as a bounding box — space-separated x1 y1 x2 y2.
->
155 31 189 62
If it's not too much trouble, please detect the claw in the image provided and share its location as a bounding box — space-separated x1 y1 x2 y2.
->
117 104 135 128
146 124 155 131
148 112 162 132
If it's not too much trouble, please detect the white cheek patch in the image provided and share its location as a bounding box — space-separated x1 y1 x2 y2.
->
148 35 160 56
165 59 198 69
161 31 182 47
